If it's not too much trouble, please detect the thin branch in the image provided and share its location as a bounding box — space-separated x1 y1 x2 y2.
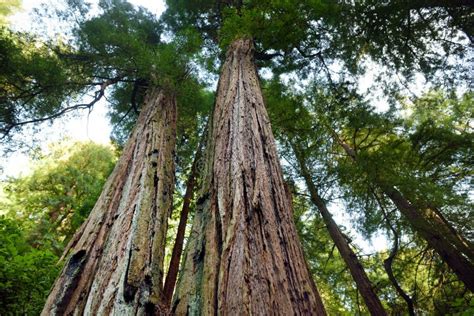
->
254 50 283 61
372 187 416 316
323 243 337 270
1 78 119 140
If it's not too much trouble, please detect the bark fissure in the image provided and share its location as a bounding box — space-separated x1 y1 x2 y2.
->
42 88 177 315
55 250 88 315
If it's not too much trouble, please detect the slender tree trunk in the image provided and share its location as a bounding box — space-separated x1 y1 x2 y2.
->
372 189 416 315
333 132 474 292
42 88 177 315
382 187 474 291
172 38 326 315
383 232 415 316
292 145 387 316
163 137 204 306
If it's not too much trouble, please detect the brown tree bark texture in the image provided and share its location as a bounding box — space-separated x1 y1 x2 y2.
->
42 88 177 315
292 146 387 316
172 38 326 315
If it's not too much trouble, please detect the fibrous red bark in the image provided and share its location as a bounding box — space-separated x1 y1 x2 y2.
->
172 38 326 315
42 88 177 315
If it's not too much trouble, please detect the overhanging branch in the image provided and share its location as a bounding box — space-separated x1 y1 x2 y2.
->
1 78 120 141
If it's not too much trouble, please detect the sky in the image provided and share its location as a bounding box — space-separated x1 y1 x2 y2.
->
2 0 389 252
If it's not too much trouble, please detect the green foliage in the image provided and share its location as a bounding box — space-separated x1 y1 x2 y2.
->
73 0 202 88
1 0 473 314
2 140 117 253
326 91 474 311
219 1 336 51
0 140 117 314
163 0 219 42
0 0 21 26
263 76 474 313
294 206 364 315
328 90 474 237
1 0 209 147
167 0 472 89
71 0 207 142
0 27 90 139
0 216 60 315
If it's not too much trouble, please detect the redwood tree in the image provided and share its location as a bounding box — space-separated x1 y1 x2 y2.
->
42 89 177 314
1 0 472 314
172 38 327 315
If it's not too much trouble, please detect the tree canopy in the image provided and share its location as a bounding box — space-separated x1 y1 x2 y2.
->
0 0 473 314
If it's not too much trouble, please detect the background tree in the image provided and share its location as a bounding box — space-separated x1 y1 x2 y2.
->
0 0 21 25
0 216 59 315
0 0 472 314
2 140 117 254
263 76 473 313
0 140 116 314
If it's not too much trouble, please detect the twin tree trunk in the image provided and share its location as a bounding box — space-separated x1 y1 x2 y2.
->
42 88 177 315
40 36 472 314
172 39 326 315
43 38 326 315
292 145 387 316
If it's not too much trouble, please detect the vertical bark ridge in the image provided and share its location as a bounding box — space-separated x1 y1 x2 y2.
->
172 38 326 315
42 88 177 315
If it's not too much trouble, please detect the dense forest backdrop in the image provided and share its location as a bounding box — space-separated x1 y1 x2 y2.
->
0 0 473 314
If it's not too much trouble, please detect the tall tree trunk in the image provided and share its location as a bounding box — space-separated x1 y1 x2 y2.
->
172 38 327 315
42 88 177 315
292 144 387 316
332 131 474 292
163 136 204 306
